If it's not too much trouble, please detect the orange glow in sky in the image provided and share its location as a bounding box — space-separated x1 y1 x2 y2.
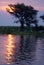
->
0 5 44 12
0 6 14 12
0 6 6 11
0 1 14 11
0 1 44 11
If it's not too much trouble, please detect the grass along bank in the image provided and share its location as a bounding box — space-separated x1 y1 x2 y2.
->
0 26 44 36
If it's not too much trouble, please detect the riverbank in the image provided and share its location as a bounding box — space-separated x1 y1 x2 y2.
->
0 26 44 36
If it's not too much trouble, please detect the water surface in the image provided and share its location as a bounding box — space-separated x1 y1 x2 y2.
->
0 34 44 65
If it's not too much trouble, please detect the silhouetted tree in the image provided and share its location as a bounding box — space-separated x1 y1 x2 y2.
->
40 15 44 32
40 15 44 21
6 3 38 31
38 26 44 32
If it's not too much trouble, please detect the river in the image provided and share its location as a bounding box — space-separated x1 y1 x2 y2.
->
0 34 44 65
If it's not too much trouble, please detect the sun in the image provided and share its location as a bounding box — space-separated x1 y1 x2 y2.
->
6 6 14 12
6 5 16 13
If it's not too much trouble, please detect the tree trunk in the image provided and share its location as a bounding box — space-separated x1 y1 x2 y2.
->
26 23 30 32
35 23 38 31
20 22 24 32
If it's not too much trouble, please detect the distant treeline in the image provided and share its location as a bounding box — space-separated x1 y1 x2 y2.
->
0 26 20 34
32 26 44 32
0 26 44 34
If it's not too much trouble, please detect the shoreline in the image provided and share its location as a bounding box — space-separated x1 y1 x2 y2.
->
0 26 44 37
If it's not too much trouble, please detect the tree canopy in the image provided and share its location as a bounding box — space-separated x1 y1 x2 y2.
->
6 3 38 31
40 15 44 20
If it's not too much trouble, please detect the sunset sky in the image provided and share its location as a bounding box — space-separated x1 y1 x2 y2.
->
0 0 44 26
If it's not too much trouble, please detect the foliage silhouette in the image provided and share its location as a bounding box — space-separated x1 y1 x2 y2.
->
6 3 38 31
40 15 44 20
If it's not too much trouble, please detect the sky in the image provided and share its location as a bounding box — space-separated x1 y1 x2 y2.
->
0 0 44 26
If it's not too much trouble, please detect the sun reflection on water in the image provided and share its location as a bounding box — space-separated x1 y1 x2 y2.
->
6 34 15 64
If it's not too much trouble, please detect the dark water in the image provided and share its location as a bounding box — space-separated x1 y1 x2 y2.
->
0 34 44 65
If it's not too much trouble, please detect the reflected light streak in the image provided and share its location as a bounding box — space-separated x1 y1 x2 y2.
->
6 34 15 64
